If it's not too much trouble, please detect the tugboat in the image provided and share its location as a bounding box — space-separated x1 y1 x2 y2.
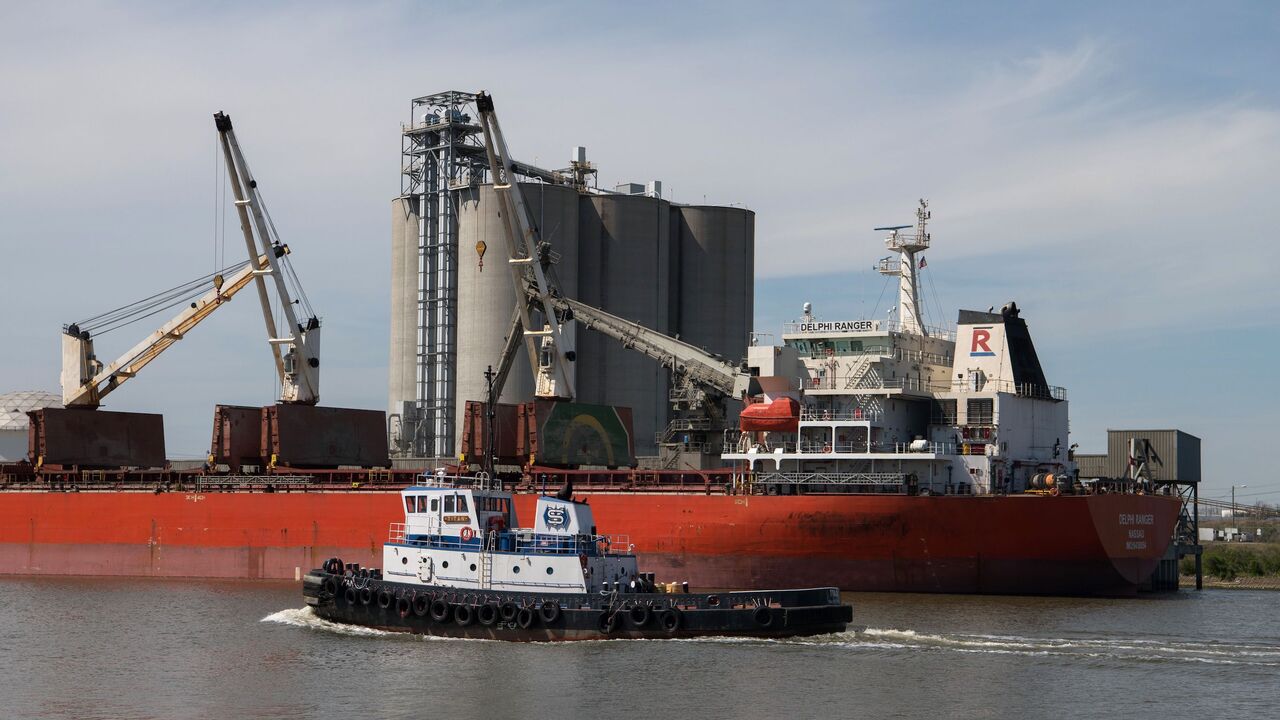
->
303 474 852 640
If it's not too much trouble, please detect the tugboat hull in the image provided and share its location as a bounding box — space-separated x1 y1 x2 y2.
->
303 571 851 642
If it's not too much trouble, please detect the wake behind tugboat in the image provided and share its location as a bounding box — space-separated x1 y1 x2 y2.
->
303 474 852 641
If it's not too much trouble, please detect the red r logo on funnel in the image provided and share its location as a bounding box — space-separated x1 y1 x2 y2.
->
971 328 995 356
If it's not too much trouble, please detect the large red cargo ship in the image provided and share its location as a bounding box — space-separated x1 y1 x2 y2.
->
0 484 1179 596
0 201 1190 596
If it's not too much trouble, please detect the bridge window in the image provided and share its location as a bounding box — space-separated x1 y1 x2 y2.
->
456 495 469 512
430 497 439 512
444 495 455 513
404 497 415 513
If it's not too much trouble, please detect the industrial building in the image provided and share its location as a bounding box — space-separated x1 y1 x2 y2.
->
388 92 753 460
0 390 59 462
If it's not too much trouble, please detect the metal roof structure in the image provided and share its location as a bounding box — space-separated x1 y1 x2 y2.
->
0 390 59 431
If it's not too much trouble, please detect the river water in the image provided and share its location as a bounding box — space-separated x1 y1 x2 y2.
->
1 578 1277 719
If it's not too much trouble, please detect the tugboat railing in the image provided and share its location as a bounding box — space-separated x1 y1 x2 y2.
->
388 523 632 556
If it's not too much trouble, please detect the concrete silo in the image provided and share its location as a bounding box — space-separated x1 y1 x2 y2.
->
387 197 421 454
576 194 674 454
672 206 755 363
454 183 580 431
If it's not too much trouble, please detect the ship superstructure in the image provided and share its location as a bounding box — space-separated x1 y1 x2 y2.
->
727 201 1072 497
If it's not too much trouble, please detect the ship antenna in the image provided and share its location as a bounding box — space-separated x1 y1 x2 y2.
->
874 199 931 337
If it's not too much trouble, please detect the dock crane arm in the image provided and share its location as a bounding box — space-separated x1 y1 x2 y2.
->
215 112 321 405
61 253 273 407
475 91 755 414
60 112 320 409
474 92 575 400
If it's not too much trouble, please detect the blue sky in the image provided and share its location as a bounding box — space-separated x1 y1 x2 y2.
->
1 2 1276 502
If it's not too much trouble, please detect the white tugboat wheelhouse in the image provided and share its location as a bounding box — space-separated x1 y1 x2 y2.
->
383 474 639 594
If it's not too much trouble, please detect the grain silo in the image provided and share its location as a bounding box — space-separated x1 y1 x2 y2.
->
575 193 674 454
454 183 580 428
391 91 754 460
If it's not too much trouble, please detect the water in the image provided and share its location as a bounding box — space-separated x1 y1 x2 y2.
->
1 578 1277 719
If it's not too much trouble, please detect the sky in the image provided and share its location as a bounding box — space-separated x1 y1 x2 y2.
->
1 2 1276 502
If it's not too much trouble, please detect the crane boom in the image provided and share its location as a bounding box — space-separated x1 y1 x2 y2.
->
215 112 321 404
61 254 272 407
474 92 575 400
474 91 754 417
60 113 321 409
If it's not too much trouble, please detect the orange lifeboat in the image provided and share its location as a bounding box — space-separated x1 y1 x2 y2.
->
739 396 800 433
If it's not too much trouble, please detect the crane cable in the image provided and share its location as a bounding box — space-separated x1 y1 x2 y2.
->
72 259 253 336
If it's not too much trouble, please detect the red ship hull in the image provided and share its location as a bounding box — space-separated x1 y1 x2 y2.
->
0 490 1180 596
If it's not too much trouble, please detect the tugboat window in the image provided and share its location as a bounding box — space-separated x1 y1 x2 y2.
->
546 567 554 575
442 561 449 569
457 495 469 512
430 498 439 512
469 563 476 572
513 566 520 574
401 557 408 564
417 496 428 513
404 497 414 513
444 495 455 513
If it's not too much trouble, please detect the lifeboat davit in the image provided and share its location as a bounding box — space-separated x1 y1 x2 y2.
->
739 396 800 433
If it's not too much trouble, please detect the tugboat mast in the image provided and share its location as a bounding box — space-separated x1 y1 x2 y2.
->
876 199 932 337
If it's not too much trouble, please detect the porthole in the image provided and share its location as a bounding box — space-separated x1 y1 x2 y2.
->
442 560 449 569
546 567 554 575
621 567 627 575
513 566 521 574
470 563 477 572
401 557 408 565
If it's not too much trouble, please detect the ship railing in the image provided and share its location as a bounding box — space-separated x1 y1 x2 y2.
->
946 379 1067 400
754 471 907 486
800 409 881 422
511 532 631 556
727 439 954 456
802 376 948 393
414 471 502 491
388 522 407 544
893 441 955 455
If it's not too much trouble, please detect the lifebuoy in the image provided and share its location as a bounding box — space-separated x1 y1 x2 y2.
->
1050 486 1060 497
539 601 561 624
822 445 832 453
460 526 475 542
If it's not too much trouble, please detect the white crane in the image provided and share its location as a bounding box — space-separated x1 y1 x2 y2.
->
472 92 754 419
60 112 320 408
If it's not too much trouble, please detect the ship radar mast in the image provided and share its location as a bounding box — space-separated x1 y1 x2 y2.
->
875 199 931 337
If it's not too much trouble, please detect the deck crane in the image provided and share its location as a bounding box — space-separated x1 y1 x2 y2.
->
60 112 320 408
473 92 756 433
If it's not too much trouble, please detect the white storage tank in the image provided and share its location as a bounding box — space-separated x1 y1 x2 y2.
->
0 390 59 462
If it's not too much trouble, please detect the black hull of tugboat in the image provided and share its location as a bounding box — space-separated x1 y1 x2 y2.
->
303 571 851 642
